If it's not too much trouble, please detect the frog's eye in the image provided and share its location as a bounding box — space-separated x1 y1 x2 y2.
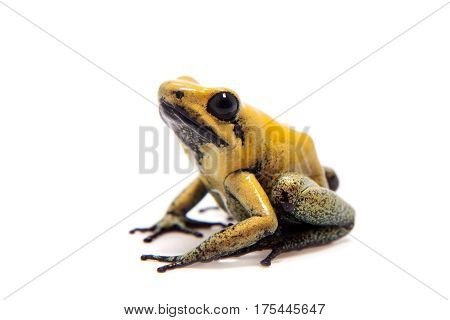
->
206 92 240 121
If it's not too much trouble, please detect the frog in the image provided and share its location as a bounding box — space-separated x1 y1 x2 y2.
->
130 76 355 272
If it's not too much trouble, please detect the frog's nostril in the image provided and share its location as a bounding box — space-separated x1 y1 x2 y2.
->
174 91 184 99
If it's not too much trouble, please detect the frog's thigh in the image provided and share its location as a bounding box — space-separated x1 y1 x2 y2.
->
271 173 354 227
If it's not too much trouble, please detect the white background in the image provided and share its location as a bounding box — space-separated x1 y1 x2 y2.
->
0 0 449 319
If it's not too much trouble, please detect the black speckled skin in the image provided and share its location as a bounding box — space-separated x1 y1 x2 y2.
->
224 223 353 266
271 173 354 228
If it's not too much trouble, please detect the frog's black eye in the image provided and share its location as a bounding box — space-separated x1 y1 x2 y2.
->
206 92 240 121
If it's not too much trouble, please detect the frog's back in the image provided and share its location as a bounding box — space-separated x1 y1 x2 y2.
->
239 104 327 190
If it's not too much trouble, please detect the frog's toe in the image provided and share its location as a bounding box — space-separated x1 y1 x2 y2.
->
139 225 203 243
174 224 203 237
141 254 181 262
260 248 282 266
185 217 227 228
198 206 219 213
142 228 168 242
157 261 193 273
141 254 193 272
129 226 156 234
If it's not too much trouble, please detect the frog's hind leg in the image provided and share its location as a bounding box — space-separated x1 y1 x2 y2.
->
242 172 354 265
224 173 354 265
222 224 352 266
260 225 352 265
271 172 355 228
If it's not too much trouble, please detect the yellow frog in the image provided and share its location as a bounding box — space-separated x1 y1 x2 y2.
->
131 76 355 272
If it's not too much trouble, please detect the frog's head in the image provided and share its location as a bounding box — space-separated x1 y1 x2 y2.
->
158 76 245 157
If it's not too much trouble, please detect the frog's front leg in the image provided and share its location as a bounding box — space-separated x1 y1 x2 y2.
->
141 171 278 272
130 177 227 242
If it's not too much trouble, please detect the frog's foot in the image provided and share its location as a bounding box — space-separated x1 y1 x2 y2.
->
259 248 284 266
220 244 281 266
130 213 227 243
130 223 201 243
140 253 199 273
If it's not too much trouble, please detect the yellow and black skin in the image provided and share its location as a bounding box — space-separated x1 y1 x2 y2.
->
130 76 355 272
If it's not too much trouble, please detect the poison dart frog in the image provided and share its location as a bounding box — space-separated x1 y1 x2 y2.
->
130 76 355 272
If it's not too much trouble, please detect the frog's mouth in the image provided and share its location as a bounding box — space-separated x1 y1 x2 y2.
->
159 99 229 148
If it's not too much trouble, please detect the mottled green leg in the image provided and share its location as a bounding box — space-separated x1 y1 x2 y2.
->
223 224 353 266
271 173 355 228
227 172 354 265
